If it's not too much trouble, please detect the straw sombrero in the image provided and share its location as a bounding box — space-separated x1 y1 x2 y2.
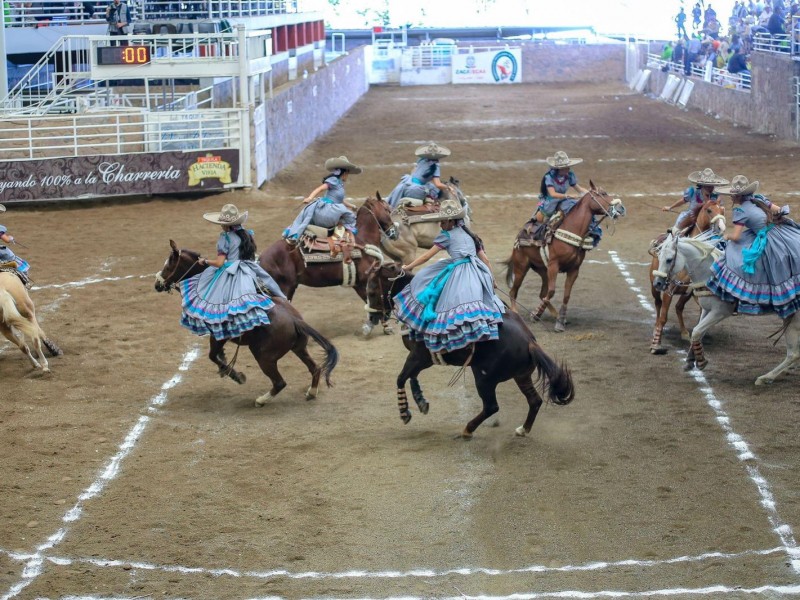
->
716 175 759 196
324 156 362 174
418 198 466 222
687 168 729 186
415 142 451 160
202 203 249 226
546 151 582 169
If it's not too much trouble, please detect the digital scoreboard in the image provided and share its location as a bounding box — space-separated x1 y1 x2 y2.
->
96 45 152 66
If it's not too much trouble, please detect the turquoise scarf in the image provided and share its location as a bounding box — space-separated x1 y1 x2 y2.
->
417 258 470 324
742 224 773 275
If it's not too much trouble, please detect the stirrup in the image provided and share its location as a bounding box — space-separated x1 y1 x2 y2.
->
431 350 447 366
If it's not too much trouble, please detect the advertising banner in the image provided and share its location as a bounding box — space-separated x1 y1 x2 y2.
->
0 150 240 204
452 48 522 84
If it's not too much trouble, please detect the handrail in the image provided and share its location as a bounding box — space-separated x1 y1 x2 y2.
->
646 53 751 91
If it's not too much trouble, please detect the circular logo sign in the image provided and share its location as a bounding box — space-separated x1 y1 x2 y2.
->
491 51 518 82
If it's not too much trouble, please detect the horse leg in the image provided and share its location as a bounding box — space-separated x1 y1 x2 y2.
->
755 317 800 385
0 322 40 370
462 373 500 439
409 377 429 414
250 352 288 407
675 292 692 341
209 338 246 384
650 289 670 355
507 252 529 314
291 339 321 400
513 374 544 437
396 345 433 424
554 268 579 333
531 267 550 321
685 302 732 371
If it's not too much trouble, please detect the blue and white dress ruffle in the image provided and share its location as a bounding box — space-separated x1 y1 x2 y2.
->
706 196 800 319
180 229 286 340
283 176 357 239
0 224 29 273
393 227 505 353
387 158 441 209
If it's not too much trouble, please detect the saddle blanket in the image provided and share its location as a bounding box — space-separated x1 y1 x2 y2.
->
301 248 363 263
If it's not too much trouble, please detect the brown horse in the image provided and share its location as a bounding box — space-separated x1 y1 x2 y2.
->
501 183 626 332
364 262 575 438
259 195 398 336
0 271 56 372
648 200 726 354
155 241 338 406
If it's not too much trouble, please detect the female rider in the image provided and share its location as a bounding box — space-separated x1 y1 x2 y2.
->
386 142 451 209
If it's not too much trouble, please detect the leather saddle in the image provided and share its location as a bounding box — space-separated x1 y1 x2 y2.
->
300 224 358 263
0 261 32 288
517 211 564 247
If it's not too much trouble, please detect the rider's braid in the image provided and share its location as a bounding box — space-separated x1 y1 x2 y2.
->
461 224 485 253
235 227 257 261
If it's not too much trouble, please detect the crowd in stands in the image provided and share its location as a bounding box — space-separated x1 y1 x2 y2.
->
665 0 798 85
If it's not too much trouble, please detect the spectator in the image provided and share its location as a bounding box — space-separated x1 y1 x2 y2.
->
767 6 786 35
692 2 702 29
705 16 721 38
673 37 686 67
676 7 688 38
704 3 717 26
728 45 750 77
105 0 130 44
685 34 703 75
758 5 771 28
661 41 674 61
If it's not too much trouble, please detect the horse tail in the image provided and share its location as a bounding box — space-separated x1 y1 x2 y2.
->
529 340 575 406
500 255 515 289
0 290 39 342
294 319 339 387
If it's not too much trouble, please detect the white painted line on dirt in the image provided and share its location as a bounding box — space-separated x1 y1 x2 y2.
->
0 345 201 600
31 274 152 292
607 249 800 575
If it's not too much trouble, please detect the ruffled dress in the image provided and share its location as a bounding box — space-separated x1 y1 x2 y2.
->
283 176 357 239
387 158 441 209
180 229 286 340
393 227 505 353
535 169 603 247
672 186 720 230
0 224 30 274
706 196 800 319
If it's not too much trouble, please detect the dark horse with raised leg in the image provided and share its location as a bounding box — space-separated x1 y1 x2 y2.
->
155 240 338 406
365 263 575 438
648 199 726 354
260 194 398 336
501 183 626 332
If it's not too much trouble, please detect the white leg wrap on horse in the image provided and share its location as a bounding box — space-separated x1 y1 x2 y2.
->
306 386 318 399
515 425 527 437
254 392 273 406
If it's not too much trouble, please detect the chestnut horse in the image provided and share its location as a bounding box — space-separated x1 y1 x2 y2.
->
155 241 338 406
501 183 626 332
648 200 726 354
380 178 471 267
365 263 575 438
259 195 397 336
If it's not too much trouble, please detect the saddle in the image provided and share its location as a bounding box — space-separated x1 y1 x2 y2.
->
393 201 441 225
516 211 564 248
0 261 32 289
299 224 361 263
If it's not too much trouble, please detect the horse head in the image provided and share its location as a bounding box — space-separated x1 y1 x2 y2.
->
695 199 726 236
154 240 204 293
584 181 626 220
365 261 413 322
362 193 400 240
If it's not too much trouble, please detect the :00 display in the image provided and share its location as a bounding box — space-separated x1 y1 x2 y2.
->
96 45 151 65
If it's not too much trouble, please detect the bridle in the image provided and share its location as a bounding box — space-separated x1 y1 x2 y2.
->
652 235 683 296
586 189 625 221
359 199 398 241
157 250 201 292
364 263 405 318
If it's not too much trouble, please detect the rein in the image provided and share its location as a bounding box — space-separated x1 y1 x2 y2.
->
160 251 201 291
358 201 396 242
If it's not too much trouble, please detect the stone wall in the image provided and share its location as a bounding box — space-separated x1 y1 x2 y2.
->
519 43 626 83
644 49 799 140
254 47 368 183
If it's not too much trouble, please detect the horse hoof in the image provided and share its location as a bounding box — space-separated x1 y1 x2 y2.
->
254 392 271 407
382 326 395 335
554 321 565 333
696 359 708 371
457 429 473 440
680 332 691 341
400 411 412 425
231 372 246 385
755 377 772 386
650 347 668 355
683 361 695 372
514 425 527 437
361 323 374 337
417 400 429 415
305 386 318 400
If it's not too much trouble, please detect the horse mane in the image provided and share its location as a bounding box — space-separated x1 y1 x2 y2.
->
681 237 722 261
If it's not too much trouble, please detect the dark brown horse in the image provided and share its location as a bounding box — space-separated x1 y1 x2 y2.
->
155 241 338 406
365 263 575 438
648 199 726 354
502 183 626 332
259 195 398 336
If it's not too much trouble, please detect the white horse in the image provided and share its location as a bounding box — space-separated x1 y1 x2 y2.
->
652 233 800 385
381 179 472 267
0 271 50 372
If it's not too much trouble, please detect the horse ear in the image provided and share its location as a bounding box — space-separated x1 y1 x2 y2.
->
589 179 597 191
376 190 383 202
169 239 178 252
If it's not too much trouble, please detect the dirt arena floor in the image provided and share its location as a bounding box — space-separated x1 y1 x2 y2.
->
2 81 800 599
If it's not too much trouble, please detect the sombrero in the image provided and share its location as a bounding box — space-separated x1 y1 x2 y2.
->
415 142 451 160
418 198 466 222
324 156 362 174
546 151 583 169
202 203 249 226
716 175 759 196
687 168 729 186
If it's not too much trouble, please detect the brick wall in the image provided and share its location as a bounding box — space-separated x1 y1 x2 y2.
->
519 43 626 83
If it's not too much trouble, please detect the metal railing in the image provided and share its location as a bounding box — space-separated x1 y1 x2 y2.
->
2 0 301 28
402 43 456 69
0 108 243 161
647 53 751 91
752 31 792 55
